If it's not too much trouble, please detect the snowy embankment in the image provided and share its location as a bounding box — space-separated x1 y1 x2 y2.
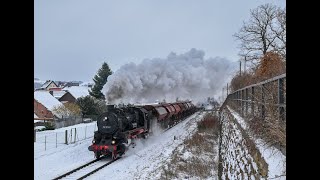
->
220 110 264 179
35 111 206 180
159 112 220 180
227 106 286 179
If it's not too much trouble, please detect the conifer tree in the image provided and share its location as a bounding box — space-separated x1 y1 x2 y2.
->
89 62 112 99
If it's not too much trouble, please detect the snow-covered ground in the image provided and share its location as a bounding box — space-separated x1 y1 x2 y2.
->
227 106 286 179
34 122 97 158
34 111 206 180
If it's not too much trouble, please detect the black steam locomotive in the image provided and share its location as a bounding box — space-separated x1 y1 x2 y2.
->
88 102 196 159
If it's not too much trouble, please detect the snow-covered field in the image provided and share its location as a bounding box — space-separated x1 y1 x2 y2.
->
34 122 97 157
34 111 206 180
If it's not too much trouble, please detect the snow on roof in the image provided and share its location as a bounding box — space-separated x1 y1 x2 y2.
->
34 91 64 117
34 113 38 118
41 80 56 88
63 86 90 99
52 91 67 99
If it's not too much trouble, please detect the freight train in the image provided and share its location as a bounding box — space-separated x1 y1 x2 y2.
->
88 101 197 159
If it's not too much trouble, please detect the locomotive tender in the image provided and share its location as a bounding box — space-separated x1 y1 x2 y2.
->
88 101 196 159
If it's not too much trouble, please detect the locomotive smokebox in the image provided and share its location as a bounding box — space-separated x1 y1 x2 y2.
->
107 104 115 111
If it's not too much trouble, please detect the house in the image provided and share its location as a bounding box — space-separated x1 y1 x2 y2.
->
62 86 90 100
34 91 64 119
58 91 77 104
39 80 58 91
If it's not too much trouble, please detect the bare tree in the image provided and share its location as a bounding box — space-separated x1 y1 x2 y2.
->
52 103 81 118
270 7 286 59
234 4 286 64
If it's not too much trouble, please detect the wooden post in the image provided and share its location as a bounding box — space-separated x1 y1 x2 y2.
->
34 129 36 142
65 130 68 145
74 128 77 143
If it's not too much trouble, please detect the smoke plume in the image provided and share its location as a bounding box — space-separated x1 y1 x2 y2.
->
103 48 236 104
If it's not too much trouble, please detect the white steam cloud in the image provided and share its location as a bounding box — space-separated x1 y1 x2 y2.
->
103 48 236 104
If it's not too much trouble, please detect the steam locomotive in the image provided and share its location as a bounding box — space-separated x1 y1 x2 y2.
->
88 101 197 159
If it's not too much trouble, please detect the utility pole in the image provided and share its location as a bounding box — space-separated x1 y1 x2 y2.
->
227 83 228 96
222 87 224 102
240 60 242 76
244 56 246 73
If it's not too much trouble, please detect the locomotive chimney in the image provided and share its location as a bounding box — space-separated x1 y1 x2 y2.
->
106 105 115 111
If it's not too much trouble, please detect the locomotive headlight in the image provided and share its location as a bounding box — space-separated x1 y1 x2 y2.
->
112 140 116 144
92 140 95 144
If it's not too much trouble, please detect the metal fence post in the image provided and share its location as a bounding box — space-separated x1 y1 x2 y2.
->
65 130 68 145
245 88 248 116
241 90 244 116
251 87 255 116
261 85 265 119
278 78 285 121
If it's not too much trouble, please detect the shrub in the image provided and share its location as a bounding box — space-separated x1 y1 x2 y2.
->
197 114 219 131
44 121 55 130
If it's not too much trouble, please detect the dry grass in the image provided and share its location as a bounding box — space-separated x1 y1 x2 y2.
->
248 116 286 152
197 114 220 137
160 113 220 179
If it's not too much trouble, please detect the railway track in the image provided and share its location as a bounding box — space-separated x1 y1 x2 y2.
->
52 156 121 180
52 111 201 180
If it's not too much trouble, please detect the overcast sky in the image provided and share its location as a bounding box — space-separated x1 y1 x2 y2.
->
34 0 285 82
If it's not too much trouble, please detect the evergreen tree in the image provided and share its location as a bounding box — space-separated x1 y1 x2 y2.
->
76 96 107 116
76 96 96 116
89 62 112 99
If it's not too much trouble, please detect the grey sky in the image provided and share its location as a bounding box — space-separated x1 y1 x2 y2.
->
34 0 285 82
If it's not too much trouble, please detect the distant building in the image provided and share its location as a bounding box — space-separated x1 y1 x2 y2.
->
64 82 80 87
80 82 94 88
38 80 58 91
